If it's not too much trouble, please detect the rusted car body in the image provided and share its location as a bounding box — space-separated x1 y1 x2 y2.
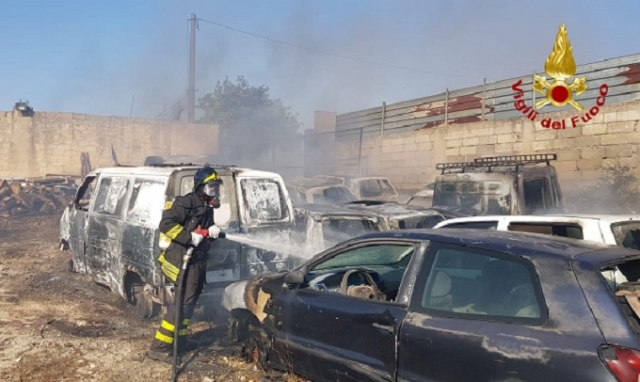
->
405 183 434 207
342 201 450 230
432 154 564 215
223 229 640 382
290 203 384 256
285 178 357 205
313 175 399 203
59 164 294 318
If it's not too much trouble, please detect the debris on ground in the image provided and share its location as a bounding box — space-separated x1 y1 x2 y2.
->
0 214 304 381
0 177 76 226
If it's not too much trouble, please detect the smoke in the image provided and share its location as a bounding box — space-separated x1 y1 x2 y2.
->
16 1 633 123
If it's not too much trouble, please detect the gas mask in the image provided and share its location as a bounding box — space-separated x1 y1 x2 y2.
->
203 181 221 208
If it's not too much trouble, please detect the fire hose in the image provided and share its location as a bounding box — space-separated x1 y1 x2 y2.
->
171 231 226 382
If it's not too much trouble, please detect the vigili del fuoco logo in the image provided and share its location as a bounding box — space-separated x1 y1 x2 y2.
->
511 23 609 129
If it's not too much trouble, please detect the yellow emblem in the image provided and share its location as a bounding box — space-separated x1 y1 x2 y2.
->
533 23 588 111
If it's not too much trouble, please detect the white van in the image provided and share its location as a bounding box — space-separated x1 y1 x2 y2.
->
60 164 294 319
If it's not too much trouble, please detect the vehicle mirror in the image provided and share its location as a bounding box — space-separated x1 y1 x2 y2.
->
284 270 305 285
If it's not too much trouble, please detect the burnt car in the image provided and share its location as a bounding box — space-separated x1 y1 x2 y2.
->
285 177 357 205
290 203 383 256
313 174 399 203
406 183 435 207
343 200 450 230
222 229 640 382
433 153 564 215
59 163 294 319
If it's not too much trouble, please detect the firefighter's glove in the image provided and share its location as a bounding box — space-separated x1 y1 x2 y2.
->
190 232 204 247
193 226 209 238
208 225 221 239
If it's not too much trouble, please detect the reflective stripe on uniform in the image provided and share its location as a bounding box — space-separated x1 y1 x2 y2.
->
165 224 184 240
178 329 188 336
182 319 190 326
164 201 173 210
155 331 174 344
161 320 175 332
158 253 179 282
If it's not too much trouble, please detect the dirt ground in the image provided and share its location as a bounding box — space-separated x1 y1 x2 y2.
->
0 214 299 382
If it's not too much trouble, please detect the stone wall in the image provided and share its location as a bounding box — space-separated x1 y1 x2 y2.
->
333 99 640 192
0 110 219 179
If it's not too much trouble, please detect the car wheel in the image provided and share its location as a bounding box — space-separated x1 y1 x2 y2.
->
131 284 160 320
67 258 75 273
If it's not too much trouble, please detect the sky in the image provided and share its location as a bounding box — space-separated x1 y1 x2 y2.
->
2 0 640 127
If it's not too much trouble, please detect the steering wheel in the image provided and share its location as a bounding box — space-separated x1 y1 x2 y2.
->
339 269 386 301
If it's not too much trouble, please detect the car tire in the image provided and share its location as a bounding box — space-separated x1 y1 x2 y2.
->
67 259 75 273
130 284 160 321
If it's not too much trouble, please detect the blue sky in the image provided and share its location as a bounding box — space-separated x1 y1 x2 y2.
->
2 1 640 126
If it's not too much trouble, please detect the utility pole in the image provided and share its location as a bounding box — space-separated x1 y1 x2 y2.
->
187 13 197 123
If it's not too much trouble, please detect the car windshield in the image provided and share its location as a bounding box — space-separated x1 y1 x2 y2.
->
433 180 509 214
322 218 376 244
312 187 357 204
611 222 640 250
314 244 414 271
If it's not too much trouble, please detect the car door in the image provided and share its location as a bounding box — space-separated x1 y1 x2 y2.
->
68 174 99 273
398 242 555 382
273 241 422 382
86 176 132 287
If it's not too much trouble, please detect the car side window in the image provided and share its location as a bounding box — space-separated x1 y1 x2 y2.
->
443 221 498 230
508 223 583 239
126 179 167 225
93 177 131 218
411 243 546 324
304 243 416 302
74 175 98 211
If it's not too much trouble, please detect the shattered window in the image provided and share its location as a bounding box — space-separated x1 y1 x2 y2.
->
312 187 357 204
93 177 131 217
612 222 640 250
240 179 289 223
75 175 98 211
359 179 395 198
322 219 376 244
126 179 167 226
523 178 554 214
414 244 545 323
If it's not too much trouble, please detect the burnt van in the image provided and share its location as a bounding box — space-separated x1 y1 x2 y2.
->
59 164 294 319
432 153 564 215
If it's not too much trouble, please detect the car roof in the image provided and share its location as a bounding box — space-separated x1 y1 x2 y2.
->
295 203 378 218
436 214 640 226
345 202 443 218
88 165 280 178
350 228 633 261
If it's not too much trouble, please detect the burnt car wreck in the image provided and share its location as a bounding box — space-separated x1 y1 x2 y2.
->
432 153 564 215
59 163 295 319
223 229 640 382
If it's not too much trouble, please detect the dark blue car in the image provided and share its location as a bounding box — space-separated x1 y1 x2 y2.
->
224 229 640 382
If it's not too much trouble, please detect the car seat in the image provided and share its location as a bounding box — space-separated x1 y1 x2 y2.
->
423 270 453 311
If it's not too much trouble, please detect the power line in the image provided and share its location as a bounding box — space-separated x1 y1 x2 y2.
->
196 17 478 79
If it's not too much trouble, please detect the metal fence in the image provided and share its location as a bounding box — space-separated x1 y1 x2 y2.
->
335 52 640 140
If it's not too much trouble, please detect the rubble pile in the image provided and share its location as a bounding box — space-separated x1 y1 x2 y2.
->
0 177 76 220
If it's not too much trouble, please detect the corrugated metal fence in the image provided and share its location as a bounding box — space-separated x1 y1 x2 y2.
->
335 53 640 141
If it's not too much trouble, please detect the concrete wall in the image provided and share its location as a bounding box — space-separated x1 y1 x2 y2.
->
333 99 640 192
0 110 219 178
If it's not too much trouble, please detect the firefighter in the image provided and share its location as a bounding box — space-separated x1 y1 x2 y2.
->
147 165 223 362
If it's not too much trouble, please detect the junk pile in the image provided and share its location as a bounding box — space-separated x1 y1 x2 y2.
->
0 177 77 220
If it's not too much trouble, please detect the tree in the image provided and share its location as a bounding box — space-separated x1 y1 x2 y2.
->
197 76 301 163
